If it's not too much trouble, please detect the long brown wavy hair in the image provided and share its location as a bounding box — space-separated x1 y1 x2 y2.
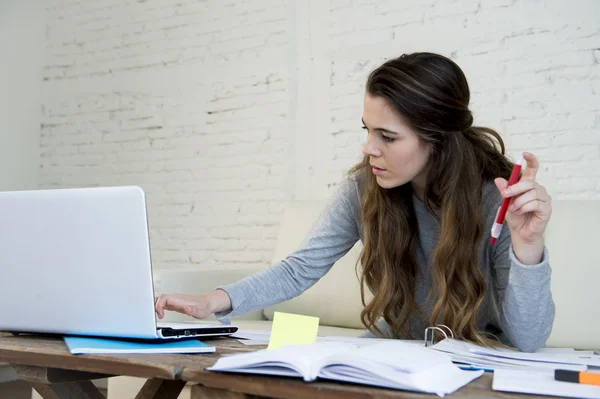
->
353 52 515 345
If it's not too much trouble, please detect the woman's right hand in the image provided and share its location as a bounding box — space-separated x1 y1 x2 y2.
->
154 289 232 320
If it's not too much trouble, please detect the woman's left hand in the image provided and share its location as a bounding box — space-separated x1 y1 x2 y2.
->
494 152 552 264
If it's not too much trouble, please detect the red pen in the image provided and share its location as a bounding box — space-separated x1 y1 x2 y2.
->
490 154 524 245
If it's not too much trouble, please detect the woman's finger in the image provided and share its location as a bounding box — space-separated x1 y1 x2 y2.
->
502 179 536 198
494 177 508 193
521 152 539 181
155 293 204 319
513 199 546 216
163 297 186 312
509 184 549 212
155 294 181 318
509 189 538 213
155 295 166 319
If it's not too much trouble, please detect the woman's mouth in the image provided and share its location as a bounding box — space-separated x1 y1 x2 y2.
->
371 165 386 175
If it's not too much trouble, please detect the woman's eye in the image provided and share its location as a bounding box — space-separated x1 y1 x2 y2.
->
362 126 394 142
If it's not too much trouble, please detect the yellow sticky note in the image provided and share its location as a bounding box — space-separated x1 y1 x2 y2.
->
267 311 319 350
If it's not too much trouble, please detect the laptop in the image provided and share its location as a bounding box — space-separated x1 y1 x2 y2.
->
0 185 238 340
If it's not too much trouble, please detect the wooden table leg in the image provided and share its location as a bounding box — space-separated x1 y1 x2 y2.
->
134 378 186 399
191 384 269 399
29 380 106 399
13 364 111 399
12 364 185 399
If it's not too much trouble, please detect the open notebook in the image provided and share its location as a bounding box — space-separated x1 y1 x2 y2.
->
207 341 483 397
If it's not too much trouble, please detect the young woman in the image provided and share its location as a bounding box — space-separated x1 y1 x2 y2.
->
155 52 554 352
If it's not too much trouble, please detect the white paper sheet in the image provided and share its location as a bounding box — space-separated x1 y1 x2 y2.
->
230 329 271 341
317 336 422 347
233 332 422 347
493 369 600 399
537 348 595 355
238 339 269 346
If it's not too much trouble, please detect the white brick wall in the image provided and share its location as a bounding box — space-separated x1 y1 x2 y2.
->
40 0 600 270
0 1 43 191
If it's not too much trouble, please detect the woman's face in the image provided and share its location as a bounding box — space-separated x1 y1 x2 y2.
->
361 93 432 193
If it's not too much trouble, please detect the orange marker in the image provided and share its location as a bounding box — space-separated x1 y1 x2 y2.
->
554 369 600 387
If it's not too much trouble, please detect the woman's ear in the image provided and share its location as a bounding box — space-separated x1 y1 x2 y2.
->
424 141 434 159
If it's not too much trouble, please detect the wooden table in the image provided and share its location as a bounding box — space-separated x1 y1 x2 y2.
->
0 335 547 399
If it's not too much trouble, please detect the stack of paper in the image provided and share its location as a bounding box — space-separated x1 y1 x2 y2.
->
431 339 600 372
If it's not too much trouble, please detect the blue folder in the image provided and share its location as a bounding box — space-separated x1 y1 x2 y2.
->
63 336 216 355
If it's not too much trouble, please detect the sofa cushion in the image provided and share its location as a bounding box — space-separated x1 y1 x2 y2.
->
262 201 371 329
544 200 600 349
262 199 600 350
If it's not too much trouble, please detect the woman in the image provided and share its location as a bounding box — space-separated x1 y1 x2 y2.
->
155 52 554 352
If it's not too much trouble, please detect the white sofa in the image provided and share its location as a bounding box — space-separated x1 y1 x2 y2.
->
153 199 600 349
106 199 600 398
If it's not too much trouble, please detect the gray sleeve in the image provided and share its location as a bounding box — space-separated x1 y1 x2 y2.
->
214 178 361 320
492 228 555 352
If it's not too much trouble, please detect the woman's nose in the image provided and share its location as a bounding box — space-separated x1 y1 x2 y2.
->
362 136 381 157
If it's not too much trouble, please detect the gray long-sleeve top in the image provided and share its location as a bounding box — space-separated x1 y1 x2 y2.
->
217 175 555 352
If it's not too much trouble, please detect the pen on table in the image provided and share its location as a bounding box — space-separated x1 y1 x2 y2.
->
457 365 494 372
490 153 524 245
554 369 600 387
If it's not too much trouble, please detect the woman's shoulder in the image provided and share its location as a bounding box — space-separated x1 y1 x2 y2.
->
332 170 362 205
324 170 364 222
346 169 365 201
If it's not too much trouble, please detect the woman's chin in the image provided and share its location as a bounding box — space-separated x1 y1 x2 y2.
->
375 176 403 189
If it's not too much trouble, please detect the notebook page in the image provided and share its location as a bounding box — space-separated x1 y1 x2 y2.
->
318 340 483 396
493 369 600 399
208 342 355 381
317 341 483 396
323 341 452 371
319 362 481 397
